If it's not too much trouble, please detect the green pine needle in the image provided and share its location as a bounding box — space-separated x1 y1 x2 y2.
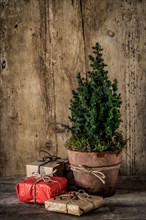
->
65 42 127 152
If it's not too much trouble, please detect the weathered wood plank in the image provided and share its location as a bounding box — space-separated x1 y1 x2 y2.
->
0 176 146 219
49 0 86 157
0 0 50 175
0 0 146 176
38 0 58 155
82 0 146 175
120 0 146 175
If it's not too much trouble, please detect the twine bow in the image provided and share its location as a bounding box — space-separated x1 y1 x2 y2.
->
38 149 60 174
70 165 106 184
55 190 96 213
32 170 57 181
57 190 90 201
39 150 61 163
31 171 61 203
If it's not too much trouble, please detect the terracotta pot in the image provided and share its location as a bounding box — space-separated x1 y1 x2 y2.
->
68 149 122 197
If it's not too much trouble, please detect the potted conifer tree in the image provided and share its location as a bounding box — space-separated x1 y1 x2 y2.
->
65 42 126 197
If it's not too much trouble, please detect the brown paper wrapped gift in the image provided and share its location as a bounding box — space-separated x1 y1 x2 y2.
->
26 159 67 177
45 191 104 216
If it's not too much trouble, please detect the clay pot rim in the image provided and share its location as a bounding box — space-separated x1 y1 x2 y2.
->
68 149 122 156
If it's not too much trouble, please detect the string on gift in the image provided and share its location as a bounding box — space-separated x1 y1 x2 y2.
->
32 170 57 181
37 149 61 174
70 163 121 185
55 190 97 213
32 171 62 204
57 190 90 201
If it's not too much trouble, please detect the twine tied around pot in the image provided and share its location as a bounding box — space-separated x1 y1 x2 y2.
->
70 163 121 185
70 165 105 184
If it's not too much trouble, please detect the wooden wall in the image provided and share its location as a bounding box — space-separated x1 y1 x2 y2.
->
0 0 146 176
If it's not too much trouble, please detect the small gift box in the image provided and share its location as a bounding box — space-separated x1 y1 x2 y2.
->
45 190 104 216
26 149 68 177
26 157 68 177
16 175 67 204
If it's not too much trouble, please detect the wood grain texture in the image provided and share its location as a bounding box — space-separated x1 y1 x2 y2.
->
0 0 146 175
49 0 86 157
81 0 146 175
0 0 48 175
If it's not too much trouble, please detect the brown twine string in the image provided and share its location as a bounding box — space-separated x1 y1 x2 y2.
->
58 190 89 200
56 190 96 213
70 163 121 185
38 149 60 174
32 171 62 203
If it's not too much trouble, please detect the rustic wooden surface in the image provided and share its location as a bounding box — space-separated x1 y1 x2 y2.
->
0 176 146 220
0 0 146 176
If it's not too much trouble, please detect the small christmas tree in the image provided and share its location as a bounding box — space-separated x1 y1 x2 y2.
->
65 42 126 152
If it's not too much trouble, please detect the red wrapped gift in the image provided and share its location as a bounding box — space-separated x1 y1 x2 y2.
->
16 176 67 204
